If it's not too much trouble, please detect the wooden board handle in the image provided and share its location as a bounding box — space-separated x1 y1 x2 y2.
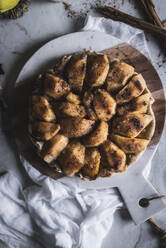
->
118 174 166 225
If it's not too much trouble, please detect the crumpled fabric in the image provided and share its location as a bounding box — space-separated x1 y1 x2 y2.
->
0 15 152 248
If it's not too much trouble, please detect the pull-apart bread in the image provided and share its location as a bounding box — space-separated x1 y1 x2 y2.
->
28 51 155 180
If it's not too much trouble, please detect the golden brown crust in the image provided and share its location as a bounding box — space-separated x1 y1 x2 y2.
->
110 134 150 154
60 117 95 138
93 89 116 121
82 148 101 179
106 60 134 92
54 101 86 118
59 141 85 176
116 74 146 103
66 53 87 92
85 54 109 87
117 93 151 115
41 134 69 163
112 113 153 138
83 121 109 147
44 73 70 99
31 95 55 122
28 121 60 141
101 140 126 172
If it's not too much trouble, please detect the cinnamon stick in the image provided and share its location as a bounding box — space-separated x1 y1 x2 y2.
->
149 218 164 233
140 0 163 28
97 7 166 40
148 218 166 247
139 0 166 54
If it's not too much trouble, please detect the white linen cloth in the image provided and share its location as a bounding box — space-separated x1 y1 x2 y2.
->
0 16 153 248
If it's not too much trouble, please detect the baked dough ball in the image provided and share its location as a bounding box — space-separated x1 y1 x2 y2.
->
106 60 134 92
66 53 87 92
111 134 149 154
117 93 151 115
60 117 95 138
101 140 126 172
41 134 69 163
116 74 146 103
44 73 70 99
83 121 108 147
93 89 116 121
112 113 153 138
85 53 109 87
54 101 86 118
31 95 55 122
59 141 85 176
28 121 60 141
82 148 101 179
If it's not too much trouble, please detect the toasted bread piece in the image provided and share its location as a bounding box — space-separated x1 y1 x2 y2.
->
85 54 109 87
28 121 60 141
41 134 69 163
93 89 116 121
44 73 70 99
60 117 95 138
117 93 151 115
116 74 146 103
111 134 150 154
83 121 108 147
112 113 153 138
106 60 134 92
82 148 101 179
31 95 55 122
54 101 86 118
59 141 85 176
66 92 81 105
101 140 126 172
66 53 87 92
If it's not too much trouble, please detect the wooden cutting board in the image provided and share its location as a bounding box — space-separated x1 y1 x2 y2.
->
10 42 166 180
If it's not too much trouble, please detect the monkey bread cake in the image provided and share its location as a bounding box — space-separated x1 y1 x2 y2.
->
28 51 155 180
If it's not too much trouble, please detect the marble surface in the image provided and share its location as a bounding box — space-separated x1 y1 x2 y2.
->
0 0 166 247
